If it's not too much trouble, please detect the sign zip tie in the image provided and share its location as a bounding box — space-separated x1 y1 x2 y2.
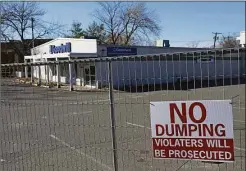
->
230 94 240 104
175 159 192 171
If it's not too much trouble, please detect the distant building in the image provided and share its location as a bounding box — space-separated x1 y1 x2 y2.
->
23 37 244 89
1 39 52 64
236 31 245 47
24 37 210 88
1 42 19 64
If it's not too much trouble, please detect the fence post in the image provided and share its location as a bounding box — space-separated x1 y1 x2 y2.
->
38 64 41 86
25 60 28 78
241 51 246 78
69 62 73 91
46 64 50 87
107 60 118 171
30 62 33 83
57 62 60 88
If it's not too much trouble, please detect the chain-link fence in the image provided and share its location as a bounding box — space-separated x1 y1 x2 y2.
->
1 48 245 171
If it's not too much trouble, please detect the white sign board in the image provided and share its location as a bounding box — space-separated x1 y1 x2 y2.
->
150 100 234 162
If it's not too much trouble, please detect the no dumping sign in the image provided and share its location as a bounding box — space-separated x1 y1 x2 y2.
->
150 100 234 162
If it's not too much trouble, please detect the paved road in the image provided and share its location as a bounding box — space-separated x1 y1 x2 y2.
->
0 78 245 171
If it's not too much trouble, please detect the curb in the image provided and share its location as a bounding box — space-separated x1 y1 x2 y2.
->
59 86 110 92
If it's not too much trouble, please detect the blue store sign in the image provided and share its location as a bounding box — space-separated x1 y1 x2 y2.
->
50 42 71 54
107 47 137 56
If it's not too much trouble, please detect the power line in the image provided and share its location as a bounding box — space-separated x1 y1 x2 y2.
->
168 40 213 43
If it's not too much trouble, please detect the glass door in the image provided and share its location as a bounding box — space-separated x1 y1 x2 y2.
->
84 65 96 86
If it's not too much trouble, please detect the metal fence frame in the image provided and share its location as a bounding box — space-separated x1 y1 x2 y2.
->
1 47 245 171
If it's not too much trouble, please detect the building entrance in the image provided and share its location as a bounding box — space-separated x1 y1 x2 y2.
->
84 65 96 86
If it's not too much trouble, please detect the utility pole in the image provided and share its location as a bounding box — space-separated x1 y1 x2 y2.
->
31 17 34 84
227 35 233 41
228 32 230 41
31 18 34 48
212 32 222 48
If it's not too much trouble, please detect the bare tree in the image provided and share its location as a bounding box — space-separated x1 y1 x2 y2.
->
186 41 200 48
92 2 161 45
1 2 63 61
219 34 240 48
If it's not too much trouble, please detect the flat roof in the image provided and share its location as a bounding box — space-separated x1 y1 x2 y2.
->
98 44 209 50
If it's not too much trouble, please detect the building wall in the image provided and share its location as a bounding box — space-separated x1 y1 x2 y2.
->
97 45 208 57
33 58 54 81
27 38 97 82
31 38 97 56
27 51 243 88
237 31 245 47
1 39 52 64
1 44 19 64
24 38 244 88
134 47 208 55
1 51 16 64
96 57 242 88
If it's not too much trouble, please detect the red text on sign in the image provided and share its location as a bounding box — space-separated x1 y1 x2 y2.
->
169 102 206 123
155 123 226 137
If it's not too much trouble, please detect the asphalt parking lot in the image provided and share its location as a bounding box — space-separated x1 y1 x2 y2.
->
0 78 245 171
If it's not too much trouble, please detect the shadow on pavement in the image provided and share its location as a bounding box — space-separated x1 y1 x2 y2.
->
116 77 246 93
